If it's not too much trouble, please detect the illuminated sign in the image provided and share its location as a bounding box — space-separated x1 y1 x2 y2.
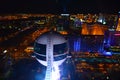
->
114 34 120 36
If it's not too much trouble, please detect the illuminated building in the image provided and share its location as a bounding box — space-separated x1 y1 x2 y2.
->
116 18 120 31
56 14 70 32
104 12 120 54
104 31 120 54
81 23 106 35
97 13 106 24
73 17 82 28
68 35 104 53
80 35 104 52
81 23 89 35
32 31 69 80
67 23 105 53
116 12 120 31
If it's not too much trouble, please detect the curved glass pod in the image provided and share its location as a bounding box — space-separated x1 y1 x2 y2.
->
54 42 68 55
34 42 68 61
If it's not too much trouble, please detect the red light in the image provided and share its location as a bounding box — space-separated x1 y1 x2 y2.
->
114 34 120 36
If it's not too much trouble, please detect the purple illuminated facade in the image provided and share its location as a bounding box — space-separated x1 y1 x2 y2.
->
104 31 120 53
68 35 104 53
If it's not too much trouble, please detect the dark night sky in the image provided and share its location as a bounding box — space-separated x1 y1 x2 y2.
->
0 0 120 14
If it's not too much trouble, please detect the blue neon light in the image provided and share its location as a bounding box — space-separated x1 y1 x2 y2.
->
103 51 112 56
74 39 80 52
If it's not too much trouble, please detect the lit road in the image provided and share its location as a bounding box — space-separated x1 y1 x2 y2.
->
0 22 50 80
0 24 49 60
0 20 63 80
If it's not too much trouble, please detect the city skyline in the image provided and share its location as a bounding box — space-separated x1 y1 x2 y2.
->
0 8 120 80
